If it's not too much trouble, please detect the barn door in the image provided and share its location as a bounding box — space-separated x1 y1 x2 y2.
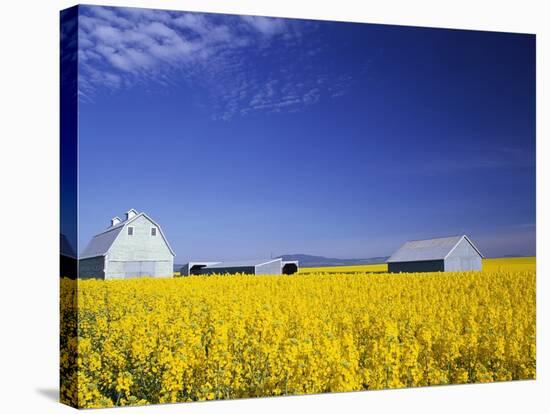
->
139 261 156 276
124 261 156 278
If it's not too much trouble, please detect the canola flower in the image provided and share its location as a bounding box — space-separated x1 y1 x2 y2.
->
60 259 536 408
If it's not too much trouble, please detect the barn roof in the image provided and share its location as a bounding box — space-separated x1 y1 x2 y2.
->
80 226 124 259
386 235 483 263
204 258 282 269
80 210 175 259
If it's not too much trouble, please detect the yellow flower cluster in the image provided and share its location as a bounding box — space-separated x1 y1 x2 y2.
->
60 261 535 408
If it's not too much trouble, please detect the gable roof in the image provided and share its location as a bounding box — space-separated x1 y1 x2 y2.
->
386 235 483 263
126 208 138 216
80 211 176 259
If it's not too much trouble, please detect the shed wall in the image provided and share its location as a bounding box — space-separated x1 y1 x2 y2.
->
256 261 282 275
79 257 105 279
388 260 444 273
444 238 482 271
181 262 221 276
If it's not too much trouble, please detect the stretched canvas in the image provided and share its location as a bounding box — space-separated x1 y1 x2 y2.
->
60 4 536 409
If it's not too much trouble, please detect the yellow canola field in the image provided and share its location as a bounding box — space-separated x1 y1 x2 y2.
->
61 258 536 408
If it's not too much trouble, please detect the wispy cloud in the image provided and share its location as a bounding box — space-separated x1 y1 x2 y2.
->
423 146 535 174
240 15 286 36
78 6 357 119
382 145 536 177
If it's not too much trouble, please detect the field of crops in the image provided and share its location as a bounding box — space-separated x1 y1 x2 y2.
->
60 257 536 408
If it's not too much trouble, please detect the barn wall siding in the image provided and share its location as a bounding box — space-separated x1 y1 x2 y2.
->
108 216 173 262
105 260 174 279
106 215 174 278
105 260 125 279
445 238 482 271
79 257 105 279
388 260 444 273
154 261 174 278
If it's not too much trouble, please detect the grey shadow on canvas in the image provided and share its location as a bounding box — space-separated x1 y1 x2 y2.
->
36 388 59 402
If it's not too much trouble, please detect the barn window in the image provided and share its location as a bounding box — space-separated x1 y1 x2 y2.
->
127 227 134 236
151 227 157 236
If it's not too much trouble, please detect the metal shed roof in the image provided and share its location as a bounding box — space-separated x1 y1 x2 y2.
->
386 235 483 263
184 261 221 267
204 258 282 269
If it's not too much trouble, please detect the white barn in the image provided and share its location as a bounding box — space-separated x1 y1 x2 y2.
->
80 209 175 279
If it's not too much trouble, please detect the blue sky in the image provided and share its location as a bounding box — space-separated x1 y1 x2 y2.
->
75 5 535 261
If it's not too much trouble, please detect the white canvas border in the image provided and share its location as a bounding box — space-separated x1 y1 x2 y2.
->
0 0 546 413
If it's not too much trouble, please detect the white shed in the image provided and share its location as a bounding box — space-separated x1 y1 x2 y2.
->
387 235 483 273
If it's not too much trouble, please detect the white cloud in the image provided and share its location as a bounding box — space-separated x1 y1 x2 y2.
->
78 6 356 120
172 13 210 35
240 15 286 36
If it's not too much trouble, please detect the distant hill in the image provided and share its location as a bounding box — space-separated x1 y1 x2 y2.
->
278 254 389 268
